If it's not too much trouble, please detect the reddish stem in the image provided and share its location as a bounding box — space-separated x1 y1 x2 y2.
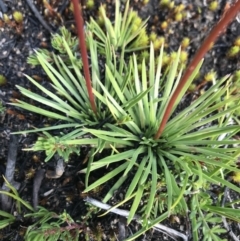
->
71 0 97 114
154 0 240 139
44 222 84 235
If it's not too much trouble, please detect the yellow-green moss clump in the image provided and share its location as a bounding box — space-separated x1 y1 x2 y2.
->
162 52 170 66
160 21 168 30
13 11 23 24
174 12 183 22
149 32 157 42
140 50 150 61
142 0 149 5
159 0 170 7
180 51 188 63
234 37 240 47
85 0 94 9
170 51 178 62
204 71 216 82
97 4 107 26
232 172 240 183
153 37 165 50
208 1 218 11
227 46 240 58
188 83 196 92
0 75 7 85
135 29 149 48
3 14 10 24
233 70 240 81
181 37 190 49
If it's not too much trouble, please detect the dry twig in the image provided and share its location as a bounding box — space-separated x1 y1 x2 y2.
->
25 0 53 33
0 135 20 211
85 197 188 241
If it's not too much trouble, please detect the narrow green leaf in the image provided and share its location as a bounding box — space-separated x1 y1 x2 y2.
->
84 162 128 192
164 75 230 133
100 192 136 217
150 43 161 124
0 210 15 219
11 100 72 122
174 126 239 141
139 155 152 185
0 219 15 229
0 190 34 212
171 173 188 212
173 60 203 113
190 194 199 241
105 65 125 103
123 146 146 176
125 211 169 241
128 184 144 224
141 59 150 125
158 48 181 120
125 155 148 198
12 124 82 134
123 86 153 112
93 150 135 165
202 206 240 222
170 150 239 173
144 156 157 218
173 140 240 146
161 157 173 214
133 54 145 127
85 148 95 188
62 39 89 101
103 175 128 203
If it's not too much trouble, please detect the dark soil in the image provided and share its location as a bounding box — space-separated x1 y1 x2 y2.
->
0 0 240 240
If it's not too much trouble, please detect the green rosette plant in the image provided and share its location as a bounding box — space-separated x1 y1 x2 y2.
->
27 27 81 68
9 0 240 240
88 0 149 53
80 43 240 229
11 0 150 161
11 23 139 161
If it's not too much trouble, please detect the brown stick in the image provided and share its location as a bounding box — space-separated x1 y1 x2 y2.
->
33 169 45 210
25 0 53 33
71 0 97 114
154 0 240 139
0 135 20 211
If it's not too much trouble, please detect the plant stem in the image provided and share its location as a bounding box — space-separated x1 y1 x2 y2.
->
154 0 240 139
191 194 198 241
71 0 97 114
